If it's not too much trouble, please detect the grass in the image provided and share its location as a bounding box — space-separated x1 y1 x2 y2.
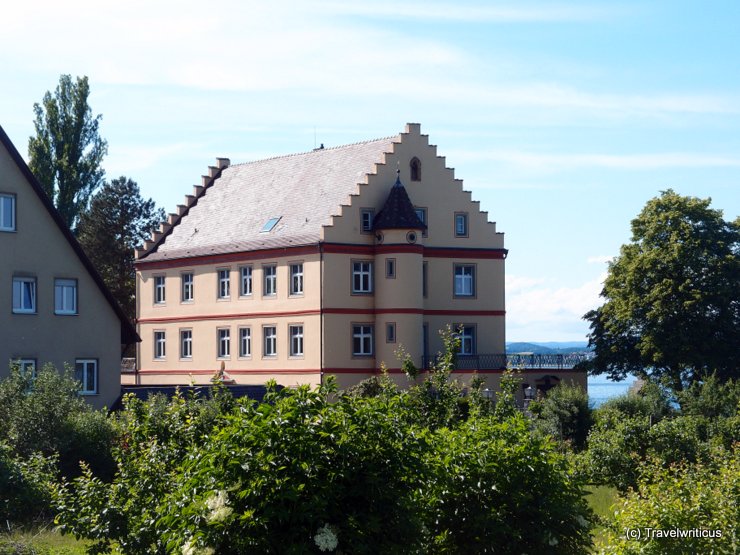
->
0 523 91 555
586 484 620 552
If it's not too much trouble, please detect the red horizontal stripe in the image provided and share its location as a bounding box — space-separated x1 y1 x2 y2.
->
323 308 505 316
136 244 321 270
138 309 321 324
137 368 320 375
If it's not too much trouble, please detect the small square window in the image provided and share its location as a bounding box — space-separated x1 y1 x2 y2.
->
12 277 36 314
455 213 468 237
386 258 396 279
360 209 374 233
261 217 281 233
0 193 15 231
240 266 253 296
386 323 396 343
54 279 77 315
181 273 194 302
154 275 166 304
290 263 304 295
263 265 277 296
352 324 373 356
75 359 98 395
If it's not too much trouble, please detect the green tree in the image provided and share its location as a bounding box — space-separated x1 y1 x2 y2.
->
76 177 165 322
28 74 108 230
583 190 740 392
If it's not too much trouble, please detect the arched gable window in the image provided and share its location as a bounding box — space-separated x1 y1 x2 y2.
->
410 157 421 181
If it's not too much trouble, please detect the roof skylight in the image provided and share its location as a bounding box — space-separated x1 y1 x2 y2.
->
261 216 281 233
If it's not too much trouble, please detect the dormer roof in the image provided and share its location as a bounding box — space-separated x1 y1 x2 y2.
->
372 171 426 231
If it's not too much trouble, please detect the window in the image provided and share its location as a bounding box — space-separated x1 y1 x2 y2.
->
410 157 421 181
0 193 15 231
290 263 304 295
154 275 166 304
263 326 277 357
360 209 374 233
263 265 277 296
54 279 77 315
386 258 396 279
154 331 166 359
180 329 192 359
353 324 373 356
422 262 428 298
17 359 36 377
261 217 281 232
182 273 194 302
12 277 36 314
414 207 427 237
454 264 475 297
217 269 230 299
289 325 304 356
386 322 396 343
240 266 253 296
239 327 251 357
352 261 373 293
455 213 468 237
458 326 476 355
75 359 97 395
217 328 230 358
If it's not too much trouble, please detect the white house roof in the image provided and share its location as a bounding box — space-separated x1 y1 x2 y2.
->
142 135 398 261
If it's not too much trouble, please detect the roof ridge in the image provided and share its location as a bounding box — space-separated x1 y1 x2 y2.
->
229 134 398 168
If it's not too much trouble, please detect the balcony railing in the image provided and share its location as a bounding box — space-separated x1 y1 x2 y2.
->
420 353 591 371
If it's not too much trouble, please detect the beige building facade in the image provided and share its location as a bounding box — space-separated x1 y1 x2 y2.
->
135 124 582 393
0 125 138 409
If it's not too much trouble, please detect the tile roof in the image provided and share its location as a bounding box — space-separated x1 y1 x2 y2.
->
373 171 427 231
142 136 398 261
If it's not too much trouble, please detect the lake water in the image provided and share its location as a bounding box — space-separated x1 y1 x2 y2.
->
588 375 637 408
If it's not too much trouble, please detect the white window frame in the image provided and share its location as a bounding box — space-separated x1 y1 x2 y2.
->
414 207 427 237
154 275 166 304
263 265 277 297
263 325 277 357
240 266 253 296
0 193 16 232
386 258 396 279
290 263 304 295
289 324 304 357
352 324 373 356
180 329 192 359
17 358 36 378
217 269 231 299
352 261 373 294
217 328 231 358
75 359 98 395
239 327 252 358
154 330 166 359
454 264 475 297
181 273 194 302
458 326 476 355
54 278 78 315
12 277 36 314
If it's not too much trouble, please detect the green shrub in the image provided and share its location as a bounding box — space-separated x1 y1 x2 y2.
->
0 442 58 524
597 446 740 554
531 382 593 451
599 381 673 423
677 373 740 418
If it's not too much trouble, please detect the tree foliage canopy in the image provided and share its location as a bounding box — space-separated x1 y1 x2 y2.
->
76 176 165 322
28 74 108 230
584 190 740 391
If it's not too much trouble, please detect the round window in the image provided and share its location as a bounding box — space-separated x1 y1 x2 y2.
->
406 231 417 244
375 231 384 243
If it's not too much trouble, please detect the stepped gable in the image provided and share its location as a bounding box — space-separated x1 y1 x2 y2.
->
140 136 398 262
372 170 426 231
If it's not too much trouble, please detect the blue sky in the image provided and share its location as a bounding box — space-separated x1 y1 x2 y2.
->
2 0 738 341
